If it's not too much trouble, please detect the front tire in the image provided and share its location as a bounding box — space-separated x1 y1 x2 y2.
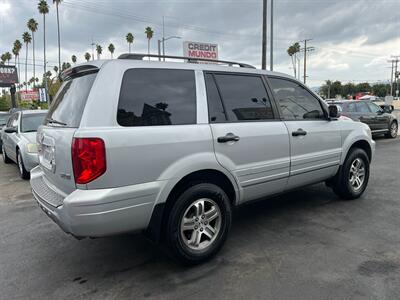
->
385 121 398 139
2 145 12 164
165 183 232 265
332 148 370 200
17 150 30 180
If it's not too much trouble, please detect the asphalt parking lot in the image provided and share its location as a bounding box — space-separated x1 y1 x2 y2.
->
0 136 399 300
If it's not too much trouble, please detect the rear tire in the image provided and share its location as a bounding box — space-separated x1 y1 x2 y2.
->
332 148 370 200
385 121 398 139
165 183 232 265
17 150 30 180
2 145 12 164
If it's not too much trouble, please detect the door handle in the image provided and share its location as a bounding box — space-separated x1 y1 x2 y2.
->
217 133 240 143
292 129 307 137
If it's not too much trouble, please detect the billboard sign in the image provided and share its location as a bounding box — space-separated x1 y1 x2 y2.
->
20 90 39 102
183 41 218 62
0 65 19 87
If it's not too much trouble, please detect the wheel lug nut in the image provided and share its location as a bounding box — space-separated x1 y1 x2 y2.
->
200 228 203 232
202 215 205 219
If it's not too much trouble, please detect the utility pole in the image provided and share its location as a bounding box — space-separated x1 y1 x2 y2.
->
393 55 400 97
389 59 394 96
301 39 314 84
91 37 95 61
261 0 267 70
270 0 274 71
162 16 165 61
388 56 400 97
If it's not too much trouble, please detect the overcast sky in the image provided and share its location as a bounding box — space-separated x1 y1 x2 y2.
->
0 0 399 87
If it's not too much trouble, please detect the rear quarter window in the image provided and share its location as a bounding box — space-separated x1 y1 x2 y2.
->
117 68 196 126
45 72 97 127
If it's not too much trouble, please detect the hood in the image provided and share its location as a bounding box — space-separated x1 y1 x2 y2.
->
20 132 37 144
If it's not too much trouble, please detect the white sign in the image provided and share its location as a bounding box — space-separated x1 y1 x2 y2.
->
39 88 47 103
183 41 218 62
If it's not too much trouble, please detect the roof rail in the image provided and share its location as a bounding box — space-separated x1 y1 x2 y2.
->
117 53 256 69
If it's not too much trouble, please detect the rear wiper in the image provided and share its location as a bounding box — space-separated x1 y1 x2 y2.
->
46 117 67 126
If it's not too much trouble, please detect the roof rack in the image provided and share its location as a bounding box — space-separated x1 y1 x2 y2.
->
117 53 256 69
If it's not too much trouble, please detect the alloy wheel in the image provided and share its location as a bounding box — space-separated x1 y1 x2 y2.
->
349 158 366 192
180 198 221 251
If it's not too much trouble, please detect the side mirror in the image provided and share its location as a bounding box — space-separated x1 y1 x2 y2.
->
380 105 394 113
328 105 340 119
5 127 17 134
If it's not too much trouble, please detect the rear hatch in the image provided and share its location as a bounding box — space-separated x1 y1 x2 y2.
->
37 66 98 195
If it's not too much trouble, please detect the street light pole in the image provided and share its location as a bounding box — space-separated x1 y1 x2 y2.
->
261 0 267 70
270 0 274 71
161 36 181 59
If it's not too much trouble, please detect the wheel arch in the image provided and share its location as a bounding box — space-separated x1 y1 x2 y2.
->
345 139 372 163
145 168 238 243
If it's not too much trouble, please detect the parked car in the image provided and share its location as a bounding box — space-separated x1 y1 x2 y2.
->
0 112 11 153
30 55 375 264
326 99 398 138
2 110 47 179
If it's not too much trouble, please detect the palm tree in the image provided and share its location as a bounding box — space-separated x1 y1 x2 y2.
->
53 66 58 74
53 0 63 72
96 45 102 60
0 54 5 65
145 27 154 58
84 52 91 62
4 52 12 65
13 40 22 84
71 55 77 64
108 43 115 59
126 33 134 53
22 32 32 91
38 0 49 94
27 18 38 87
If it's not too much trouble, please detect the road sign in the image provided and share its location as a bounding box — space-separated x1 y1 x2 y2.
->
183 41 218 62
0 65 18 87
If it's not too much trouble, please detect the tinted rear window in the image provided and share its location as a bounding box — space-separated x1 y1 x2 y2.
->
117 69 196 126
45 73 97 127
21 114 46 132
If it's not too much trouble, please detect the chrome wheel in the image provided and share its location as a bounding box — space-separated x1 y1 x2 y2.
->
180 198 221 251
349 158 366 192
390 122 398 137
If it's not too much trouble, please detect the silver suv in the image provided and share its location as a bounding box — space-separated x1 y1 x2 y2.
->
30 54 375 264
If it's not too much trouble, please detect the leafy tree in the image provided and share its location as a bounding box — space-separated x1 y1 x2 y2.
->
53 0 63 72
22 31 32 91
0 95 11 111
108 43 115 59
84 52 91 62
145 27 154 56
96 44 102 59
126 33 134 53
27 18 38 85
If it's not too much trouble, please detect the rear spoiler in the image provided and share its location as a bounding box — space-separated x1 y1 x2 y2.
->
59 65 99 82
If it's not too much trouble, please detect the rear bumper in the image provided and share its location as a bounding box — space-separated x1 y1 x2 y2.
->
30 167 162 238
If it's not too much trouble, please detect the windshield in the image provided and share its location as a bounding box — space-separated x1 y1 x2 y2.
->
45 72 97 127
21 114 46 132
0 114 10 126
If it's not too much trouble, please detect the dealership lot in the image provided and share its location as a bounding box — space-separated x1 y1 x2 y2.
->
0 136 399 299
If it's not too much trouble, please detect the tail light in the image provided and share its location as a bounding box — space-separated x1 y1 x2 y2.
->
72 138 106 184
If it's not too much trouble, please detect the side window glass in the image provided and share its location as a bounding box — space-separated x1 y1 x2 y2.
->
11 114 18 128
367 102 381 113
356 102 370 113
6 115 14 127
347 102 356 113
213 74 274 121
117 69 197 126
204 73 227 123
269 77 324 120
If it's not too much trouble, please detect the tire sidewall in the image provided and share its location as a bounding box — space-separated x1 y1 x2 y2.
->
17 150 29 179
390 121 398 138
166 183 232 264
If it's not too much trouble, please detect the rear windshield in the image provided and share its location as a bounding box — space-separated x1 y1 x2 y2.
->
0 114 10 126
45 72 97 127
21 114 46 132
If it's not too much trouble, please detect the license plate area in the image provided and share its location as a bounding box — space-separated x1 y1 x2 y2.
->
38 135 56 172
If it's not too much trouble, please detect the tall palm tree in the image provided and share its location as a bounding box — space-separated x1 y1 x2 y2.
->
27 18 38 87
96 45 102 60
22 32 32 91
53 0 62 72
38 0 49 95
108 43 115 59
4 52 12 65
145 27 154 58
84 52 91 62
126 33 134 53
53 66 58 74
13 40 22 87
71 55 77 64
